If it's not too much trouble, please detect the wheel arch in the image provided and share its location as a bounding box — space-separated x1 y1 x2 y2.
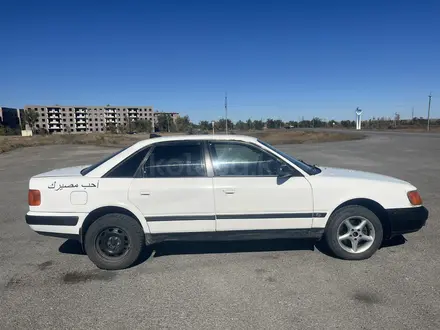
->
327 198 391 239
80 205 149 243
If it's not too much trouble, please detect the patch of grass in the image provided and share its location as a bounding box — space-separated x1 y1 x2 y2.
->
0 130 364 154
0 134 144 154
247 129 364 145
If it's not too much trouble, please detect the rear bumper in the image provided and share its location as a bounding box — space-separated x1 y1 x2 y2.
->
26 212 86 241
387 206 428 236
26 214 79 226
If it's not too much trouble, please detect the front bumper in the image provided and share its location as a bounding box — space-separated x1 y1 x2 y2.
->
387 206 428 236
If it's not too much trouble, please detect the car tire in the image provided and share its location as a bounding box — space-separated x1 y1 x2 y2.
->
84 213 145 270
324 205 383 260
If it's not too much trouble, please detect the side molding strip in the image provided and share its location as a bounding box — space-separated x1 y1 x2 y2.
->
146 213 326 222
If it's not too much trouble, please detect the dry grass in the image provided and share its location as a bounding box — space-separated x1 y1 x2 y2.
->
247 129 364 145
0 134 143 154
0 130 363 154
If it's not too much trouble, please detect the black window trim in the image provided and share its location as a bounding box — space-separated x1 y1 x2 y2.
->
207 140 303 178
134 140 209 179
102 146 152 178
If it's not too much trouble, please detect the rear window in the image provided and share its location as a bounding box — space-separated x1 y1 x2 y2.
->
81 147 128 176
104 147 150 178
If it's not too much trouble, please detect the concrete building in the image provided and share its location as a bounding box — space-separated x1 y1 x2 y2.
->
0 107 24 130
24 105 162 134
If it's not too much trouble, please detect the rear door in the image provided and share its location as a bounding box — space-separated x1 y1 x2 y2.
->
128 141 216 233
208 141 314 231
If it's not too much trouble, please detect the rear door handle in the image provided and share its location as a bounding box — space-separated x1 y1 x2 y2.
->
140 191 151 196
223 188 235 194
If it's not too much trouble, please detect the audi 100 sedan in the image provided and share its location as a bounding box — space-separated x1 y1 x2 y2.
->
26 135 428 270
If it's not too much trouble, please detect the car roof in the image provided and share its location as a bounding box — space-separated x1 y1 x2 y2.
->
134 134 259 147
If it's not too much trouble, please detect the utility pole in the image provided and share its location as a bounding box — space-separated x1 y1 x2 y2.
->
427 92 432 131
225 92 228 134
411 107 414 120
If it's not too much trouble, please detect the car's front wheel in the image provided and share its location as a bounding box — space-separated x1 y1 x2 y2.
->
84 213 145 270
324 205 383 260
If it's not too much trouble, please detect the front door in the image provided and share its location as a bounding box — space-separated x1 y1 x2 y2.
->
208 141 314 231
128 141 215 233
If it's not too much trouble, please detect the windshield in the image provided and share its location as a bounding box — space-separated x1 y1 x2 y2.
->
80 147 129 176
258 139 321 175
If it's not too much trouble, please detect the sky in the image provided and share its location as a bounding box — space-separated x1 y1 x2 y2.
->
1 0 439 122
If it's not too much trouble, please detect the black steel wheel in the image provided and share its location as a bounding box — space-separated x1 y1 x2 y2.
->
95 227 131 259
84 213 145 270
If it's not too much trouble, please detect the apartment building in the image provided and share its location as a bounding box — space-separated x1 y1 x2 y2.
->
25 105 158 133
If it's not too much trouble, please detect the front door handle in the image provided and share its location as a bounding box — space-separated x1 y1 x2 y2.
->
140 191 151 196
223 188 235 194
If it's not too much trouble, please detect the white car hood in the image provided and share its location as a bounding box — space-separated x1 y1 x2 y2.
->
318 167 409 185
34 165 90 178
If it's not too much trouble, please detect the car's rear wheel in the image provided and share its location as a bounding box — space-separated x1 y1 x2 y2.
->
324 205 383 260
84 213 145 270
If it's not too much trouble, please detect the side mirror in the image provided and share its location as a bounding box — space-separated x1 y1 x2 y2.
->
278 164 294 178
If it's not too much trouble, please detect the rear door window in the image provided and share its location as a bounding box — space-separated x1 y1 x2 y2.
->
142 142 206 178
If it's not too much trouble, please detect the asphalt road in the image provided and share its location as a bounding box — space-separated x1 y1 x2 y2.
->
1 132 439 329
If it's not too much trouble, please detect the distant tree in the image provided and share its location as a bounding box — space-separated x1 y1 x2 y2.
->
175 115 192 132
106 123 117 134
133 119 153 133
274 119 284 129
266 118 276 129
311 117 324 128
24 109 39 132
36 127 49 135
155 113 175 132
215 119 234 131
122 114 131 133
199 120 211 131
299 120 311 128
252 120 265 130
246 119 253 130
117 123 126 134
340 120 353 128
286 121 298 128
235 120 247 131
328 120 338 127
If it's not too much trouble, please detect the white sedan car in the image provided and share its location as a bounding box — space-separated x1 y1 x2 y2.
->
26 134 428 270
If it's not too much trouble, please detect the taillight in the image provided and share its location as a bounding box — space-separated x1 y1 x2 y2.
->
407 190 422 206
28 190 41 206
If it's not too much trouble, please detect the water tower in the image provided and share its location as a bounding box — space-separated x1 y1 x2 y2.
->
355 107 363 130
